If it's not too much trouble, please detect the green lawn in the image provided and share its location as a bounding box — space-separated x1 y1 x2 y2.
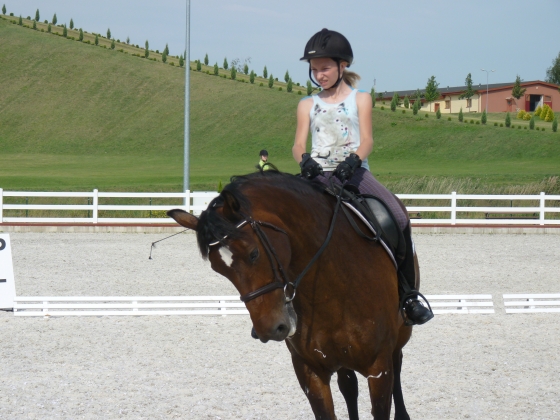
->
0 16 559 195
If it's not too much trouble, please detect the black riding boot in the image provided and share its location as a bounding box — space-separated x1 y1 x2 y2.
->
399 224 433 326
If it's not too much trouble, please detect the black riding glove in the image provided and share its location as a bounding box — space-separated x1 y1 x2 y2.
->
333 153 362 182
300 153 324 179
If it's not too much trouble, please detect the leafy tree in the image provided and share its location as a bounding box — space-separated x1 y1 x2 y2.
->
424 76 440 111
144 43 150 58
481 109 487 124
284 70 290 83
268 74 274 88
249 70 255 84
370 88 376 108
390 92 398 111
459 73 475 103
287 79 293 92
552 115 558 132
95 34 99 46
2 5 6 15
203 53 208 66
458 107 463 122
79 28 83 41
62 24 67 38
18 15 22 25
47 23 51 33
545 51 560 85
160 51 167 63
223 57 228 70
69 18 74 29
52 13 57 25
306 80 313 96
436 108 441 119
412 100 419 115
111 39 115 50
107 28 111 39
230 66 236 79
263 65 268 79
530 115 535 130
505 112 511 127
179 55 184 67
126 36 130 44
243 63 249 75
511 75 526 100
35 9 39 21
404 96 410 109
213 62 219 75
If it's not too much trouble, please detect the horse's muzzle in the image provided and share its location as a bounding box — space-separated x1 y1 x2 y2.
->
256 303 297 343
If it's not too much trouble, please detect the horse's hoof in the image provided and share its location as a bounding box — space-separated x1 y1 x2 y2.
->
251 327 259 339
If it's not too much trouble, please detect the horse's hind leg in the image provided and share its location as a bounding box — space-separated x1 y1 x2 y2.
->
337 368 359 420
392 349 410 420
290 353 337 419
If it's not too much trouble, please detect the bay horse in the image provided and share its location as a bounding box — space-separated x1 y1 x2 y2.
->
168 170 417 420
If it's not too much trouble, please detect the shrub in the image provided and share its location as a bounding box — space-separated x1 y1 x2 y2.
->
32 20 36 30
380 106 385 110
107 28 111 39
179 55 184 67
52 13 57 25
458 107 463 122
278 87 282 91
448 117 452 121
517 109 526 119
402 109 406 114
535 105 542 117
412 101 418 115
523 113 531 121
505 112 511 127
542 128 545 131
518 125 521 129
35 9 39 21
259 82 263 87
249 70 255 84
18 15 22 25
170 62 174 66
404 96 410 108
94 34 99 45
544 106 554 122
213 62 218 75
476 120 480 124
156 50 159 54
481 109 487 124
500 123 503 127
197 60 202 71
306 80 313 96
524 126 527 129
436 108 441 119
230 66 236 79
284 70 290 83
494 122 498 126
204 53 208 66
287 79 293 93
62 25 67 37
425 114 429 118
553 116 558 132
470 119 474 124
263 65 267 78
162 51 167 63
223 57 228 70
297 90 302 95
79 28 83 41
44 20 47 24
110 39 115 49
530 115 535 130
268 74 273 88
69 18 74 29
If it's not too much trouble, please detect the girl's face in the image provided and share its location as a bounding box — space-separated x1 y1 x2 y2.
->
310 57 347 89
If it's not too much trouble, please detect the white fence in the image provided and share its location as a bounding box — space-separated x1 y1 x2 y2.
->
1 189 559 225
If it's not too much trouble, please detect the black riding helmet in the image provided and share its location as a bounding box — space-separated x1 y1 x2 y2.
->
300 28 353 89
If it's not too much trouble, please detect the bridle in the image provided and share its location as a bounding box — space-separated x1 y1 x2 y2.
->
208 190 343 305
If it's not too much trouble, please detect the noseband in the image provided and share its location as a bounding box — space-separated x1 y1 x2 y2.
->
208 188 343 305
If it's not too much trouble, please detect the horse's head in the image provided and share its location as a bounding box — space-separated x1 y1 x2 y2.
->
168 179 298 343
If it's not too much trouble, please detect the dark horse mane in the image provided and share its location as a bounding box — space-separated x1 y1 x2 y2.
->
196 170 326 259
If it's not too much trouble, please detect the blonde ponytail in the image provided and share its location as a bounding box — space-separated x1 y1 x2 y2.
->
342 69 361 88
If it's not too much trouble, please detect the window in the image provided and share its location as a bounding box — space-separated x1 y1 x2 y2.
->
466 99 472 108
445 100 450 109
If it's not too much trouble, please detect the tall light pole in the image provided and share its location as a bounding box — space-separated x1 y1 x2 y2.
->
183 0 191 194
480 68 495 113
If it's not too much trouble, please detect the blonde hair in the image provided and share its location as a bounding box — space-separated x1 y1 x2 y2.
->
342 70 361 88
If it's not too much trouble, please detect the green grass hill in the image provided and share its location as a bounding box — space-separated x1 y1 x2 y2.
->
1 15 559 194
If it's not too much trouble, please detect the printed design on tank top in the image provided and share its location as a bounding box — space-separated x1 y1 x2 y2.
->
310 96 360 169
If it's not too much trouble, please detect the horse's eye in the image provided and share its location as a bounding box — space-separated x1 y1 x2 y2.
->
249 248 259 262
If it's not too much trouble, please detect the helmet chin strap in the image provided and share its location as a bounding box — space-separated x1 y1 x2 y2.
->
308 59 344 91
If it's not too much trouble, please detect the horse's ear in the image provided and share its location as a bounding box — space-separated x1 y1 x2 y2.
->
167 209 198 230
221 190 241 221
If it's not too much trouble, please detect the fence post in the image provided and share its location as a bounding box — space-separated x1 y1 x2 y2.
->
92 189 99 224
0 188 3 223
539 192 545 226
185 190 191 213
451 191 457 225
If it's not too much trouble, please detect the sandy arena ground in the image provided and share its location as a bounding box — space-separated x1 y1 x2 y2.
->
1 231 559 419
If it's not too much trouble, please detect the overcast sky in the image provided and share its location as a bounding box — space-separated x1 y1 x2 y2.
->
7 0 560 93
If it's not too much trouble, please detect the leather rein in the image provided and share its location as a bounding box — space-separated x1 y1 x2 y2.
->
208 190 343 305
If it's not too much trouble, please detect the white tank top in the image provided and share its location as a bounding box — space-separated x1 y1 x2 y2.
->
309 89 369 171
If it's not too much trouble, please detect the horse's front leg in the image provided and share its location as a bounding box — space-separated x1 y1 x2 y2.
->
291 352 337 420
365 354 394 420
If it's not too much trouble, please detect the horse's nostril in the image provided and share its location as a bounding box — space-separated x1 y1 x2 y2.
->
276 324 287 334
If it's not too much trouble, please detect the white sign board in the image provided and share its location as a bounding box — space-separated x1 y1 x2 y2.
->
0 234 16 309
